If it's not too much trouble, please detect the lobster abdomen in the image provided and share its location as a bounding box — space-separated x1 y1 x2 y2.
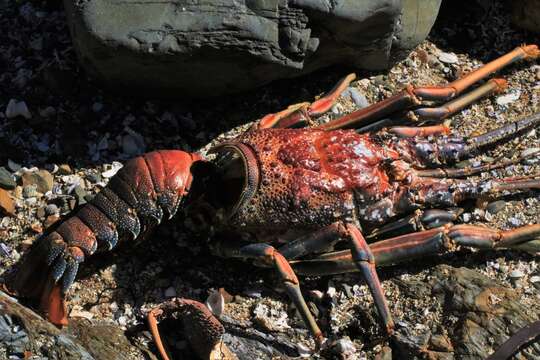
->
11 150 200 324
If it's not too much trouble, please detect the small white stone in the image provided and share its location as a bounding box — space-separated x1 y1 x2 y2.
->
296 343 312 358
438 52 459 64
102 161 123 178
496 91 521 106
335 338 356 355
509 270 524 279
117 315 128 326
5 99 32 119
109 302 119 312
164 286 176 298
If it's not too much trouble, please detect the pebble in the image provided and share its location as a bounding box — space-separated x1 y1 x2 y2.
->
7 160 21 172
345 87 369 108
21 170 53 193
39 106 56 117
0 243 11 257
117 316 128 326
509 270 524 279
334 338 356 355
22 185 38 198
86 172 102 184
57 164 72 175
163 286 176 298
102 162 123 178
45 204 59 215
122 128 146 156
487 200 506 214
0 167 16 190
372 75 385 86
438 52 459 64
205 289 224 317
462 213 471 223
496 91 521 106
331 103 343 115
0 189 15 216
5 99 32 119
73 185 88 205
296 343 312 358
508 217 522 226
521 147 540 158
243 289 262 298
530 276 540 289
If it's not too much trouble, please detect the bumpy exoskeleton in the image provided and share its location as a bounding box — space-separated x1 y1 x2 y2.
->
11 151 201 325
8 45 540 360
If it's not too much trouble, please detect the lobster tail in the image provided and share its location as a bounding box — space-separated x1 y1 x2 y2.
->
10 150 201 325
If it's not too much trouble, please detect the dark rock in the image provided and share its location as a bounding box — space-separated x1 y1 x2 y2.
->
0 167 16 190
64 0 442 97
21 170 54 194
0 290 152 359
393 265 540 359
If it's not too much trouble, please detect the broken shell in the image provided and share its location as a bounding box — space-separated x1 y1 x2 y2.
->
206 289 224 317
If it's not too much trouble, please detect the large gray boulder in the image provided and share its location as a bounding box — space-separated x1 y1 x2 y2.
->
64 0 441 97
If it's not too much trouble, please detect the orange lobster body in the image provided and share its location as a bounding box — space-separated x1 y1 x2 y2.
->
220 129 397 231
8 45 540 360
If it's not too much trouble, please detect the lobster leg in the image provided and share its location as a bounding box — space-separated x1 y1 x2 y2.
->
147 298 236 360
254 73 356 130
346 224 394 335
364 175 540 226
318 45 539 131
412 78 507 121
384 111 540 169
274 223 394 335
235 243 324 346
367 208 463 240
290 223 540 276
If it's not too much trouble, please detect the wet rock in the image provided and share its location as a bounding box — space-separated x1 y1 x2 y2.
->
0 290 152 359
0 168 16 190
64 0 442 97
21 170 53 194
0 313 29 356
393 265 540 358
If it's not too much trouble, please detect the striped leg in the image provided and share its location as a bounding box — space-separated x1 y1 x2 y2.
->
291 223 540 276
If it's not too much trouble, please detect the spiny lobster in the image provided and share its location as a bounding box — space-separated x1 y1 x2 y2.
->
7 45 540 360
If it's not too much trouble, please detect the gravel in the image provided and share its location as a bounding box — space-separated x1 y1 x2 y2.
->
0 0 539 359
